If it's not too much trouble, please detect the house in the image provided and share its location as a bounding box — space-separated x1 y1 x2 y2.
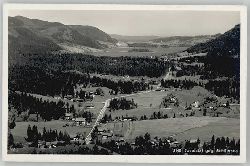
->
175 66 182 71
65 113 73 120
170 141 181 148
75 117 86 126
54 96 61 100
191 101 200 108
85 103 95 109
64 95 73 100
89 92 95 98
189 139 201 148
122 116 136 121
38 141 46 148
97 131 113 143
76 99 84 102
96 129 114 143
98 129 106 134
101 132 113 140
170 97 177 103
72 133 85 141
28 113 40 122
45 141 59 149
190 139 198 143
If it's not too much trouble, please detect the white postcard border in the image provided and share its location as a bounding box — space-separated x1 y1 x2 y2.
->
1 4 247 163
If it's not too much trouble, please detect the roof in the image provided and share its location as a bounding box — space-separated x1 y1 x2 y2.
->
122 117 135 119
75 117 86 122
102 133 113 137
85 103 94 106
190 139 198 143
29 114 39 118
175 66 182 71
65 113 72 117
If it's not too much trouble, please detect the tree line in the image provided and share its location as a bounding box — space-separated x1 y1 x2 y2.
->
161 78 239 100
205 79 240 100
25 125 71 147
9 91 96 122
109 98 137 111
10 53 169 78
9 66 150 97
161 79 201 90
98 133 240 155
9 92 67 121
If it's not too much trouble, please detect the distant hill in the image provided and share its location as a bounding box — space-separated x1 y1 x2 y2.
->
70 25 117 43
186 24 240 56
8 16 117 57
8 17 61 55
110 34 159 42
152 35 220 47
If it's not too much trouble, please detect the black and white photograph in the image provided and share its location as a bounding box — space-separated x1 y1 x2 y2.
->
2 4 247 163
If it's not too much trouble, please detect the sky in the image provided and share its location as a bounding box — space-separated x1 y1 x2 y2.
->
8 10 240 36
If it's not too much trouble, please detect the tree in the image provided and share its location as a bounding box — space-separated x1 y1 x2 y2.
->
8 114 16 129
32 125 39 147
144 133 151 143
8 132 14 149
26 125 33 142
63 131 71 144
203 108 207 116
91 126 99 144
42 127 46 141
211 135 215 150
95 88 104 96
215 137 221 150
93 144 99 154
221 137 226 149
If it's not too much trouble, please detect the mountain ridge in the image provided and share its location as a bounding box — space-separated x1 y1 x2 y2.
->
8 16 117 56
186 24 240 56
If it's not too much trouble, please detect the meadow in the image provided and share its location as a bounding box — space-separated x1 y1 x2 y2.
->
102 117 240 143
106 86 212 119
91 46 188 57
11 120 92 143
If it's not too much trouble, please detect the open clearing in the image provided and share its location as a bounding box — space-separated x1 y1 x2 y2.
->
23 91 106 119
101 117 239 143
105 86 238 119
105 86 209 119
11 121 92 143
91 46 188 57
126 90 170 108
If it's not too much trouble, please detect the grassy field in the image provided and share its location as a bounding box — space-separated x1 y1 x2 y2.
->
11 121 92 143
26 90 106 119
105 86 239 119
99 121 131 138
91 46 188 57
171 86 212 106
175 117 240 142
105 86 209 119
127 90 170 108
106 90 175 119
101 117 240 143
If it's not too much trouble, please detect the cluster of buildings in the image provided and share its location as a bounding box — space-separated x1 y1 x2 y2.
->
64 114 91 127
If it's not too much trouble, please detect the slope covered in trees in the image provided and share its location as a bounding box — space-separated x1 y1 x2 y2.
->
9 65 151 96
186 24 240 55
8 16 117 61
186 24 240 78
152 35 219 47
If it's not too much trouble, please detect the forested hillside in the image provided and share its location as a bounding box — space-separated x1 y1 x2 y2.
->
186 24 240 79
186 24 240 55
8 16 117 60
